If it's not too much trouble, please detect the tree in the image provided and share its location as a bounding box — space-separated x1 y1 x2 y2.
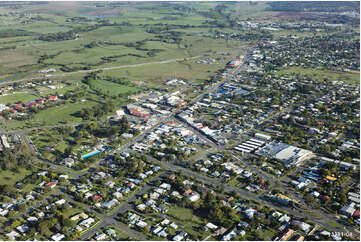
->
39 221 52 237
11 219 22 229
0 184 16 197
64 146 73 157
339 191 348 206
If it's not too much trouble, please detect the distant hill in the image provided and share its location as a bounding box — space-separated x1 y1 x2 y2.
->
266 1 360 13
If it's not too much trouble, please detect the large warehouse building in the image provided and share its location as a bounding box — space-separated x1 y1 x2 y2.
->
255 142 314 167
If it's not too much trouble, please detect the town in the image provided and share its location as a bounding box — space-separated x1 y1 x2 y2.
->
0 1 359 241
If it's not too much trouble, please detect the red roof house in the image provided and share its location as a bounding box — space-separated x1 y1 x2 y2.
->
92 195 102 201
45 182 57 188
14 104 23 110
48 96 58 101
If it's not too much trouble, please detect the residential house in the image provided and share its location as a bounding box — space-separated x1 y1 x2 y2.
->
94 233 107 241
79 217 95 228
51 233 65 241
113 191 123 199
6 231 20 241
173 231 187 241
222 230 236 241
189 193 200 202
16 224 29 234
45 182 57 189
101 199 119 209
280 229 294 241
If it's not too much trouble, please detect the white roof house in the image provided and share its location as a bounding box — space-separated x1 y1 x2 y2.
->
113 191 123 199
16 224 29 233
6 231 20 241
136 220 148 228
0 208 9 216
51 233 65 241
27 216 38 223
170 222 178 229
105 181 115 188
161 219 170 225
94 233 107 241
116 109 125 116
59 174 69 180
244 207 257 219
206 222 218 231
136 203 147 211
255 132 271 141
189 193 200 202
79 217 95 228
312 191 320 197
222 231 236 241
152 226 163 234
55 199 66 205
101 199 119 209
159 183 171 190
173 231 187 241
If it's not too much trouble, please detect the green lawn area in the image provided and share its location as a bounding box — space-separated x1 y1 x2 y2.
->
0 92 38 104
32 100 98 125
275 67 360 85
1 100 98 131
100 59 228 89
92 79 142 96
133 205 209 240
327 220 344 230
36 83 81 96
261 227 277 240
167 206 197 221
0 168 32 186
105 226 137 241
166 206 210 239
63 207 84 217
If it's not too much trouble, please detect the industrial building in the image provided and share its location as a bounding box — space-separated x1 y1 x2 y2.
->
255 142 314 167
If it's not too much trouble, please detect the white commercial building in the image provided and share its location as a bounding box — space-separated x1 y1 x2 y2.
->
256 142 314 167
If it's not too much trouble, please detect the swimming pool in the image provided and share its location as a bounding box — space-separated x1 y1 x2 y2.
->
81 150 101 159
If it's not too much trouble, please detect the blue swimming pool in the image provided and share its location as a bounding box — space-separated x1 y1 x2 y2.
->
81 150 101 159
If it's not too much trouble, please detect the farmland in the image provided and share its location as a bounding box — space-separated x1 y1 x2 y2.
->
0 1 258 131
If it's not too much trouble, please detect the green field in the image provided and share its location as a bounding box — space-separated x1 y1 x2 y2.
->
166 206 210 239
0 168 32 187
0 1 257 78
1 100 98 131
104 226 137 241
91 79 142 96
0 92 38 104
32 100 98 125
99 58 232 89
